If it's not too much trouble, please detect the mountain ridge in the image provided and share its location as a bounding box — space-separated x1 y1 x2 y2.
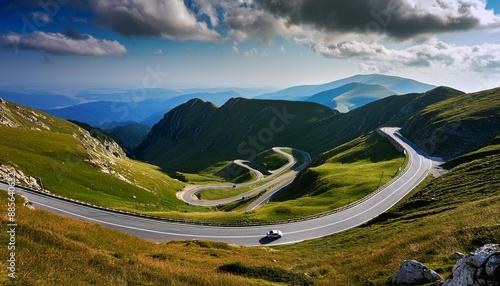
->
134 98 336 172
305 82 400 112
134 86 463 173
255 73 436 100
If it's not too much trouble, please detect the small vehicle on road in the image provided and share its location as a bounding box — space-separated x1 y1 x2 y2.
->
266 230 283 239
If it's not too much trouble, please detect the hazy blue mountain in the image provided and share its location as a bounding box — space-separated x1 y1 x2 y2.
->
255 74 435 101
140 91 241 126
45 91 241 128
305 83 399 112
75 88 183 102
44 99 166 128
181 87 277 98
0 91 81 109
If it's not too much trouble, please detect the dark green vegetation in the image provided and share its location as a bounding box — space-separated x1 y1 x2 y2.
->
134 98 336 172
402 87 500 160
254 149 289 170
69 120 150 153
106 122 151 152
135 87 463 174
218 262 313 285
214 162 255 184
297 86 465 156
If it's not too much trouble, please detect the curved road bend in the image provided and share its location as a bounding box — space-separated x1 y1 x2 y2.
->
179 147 310 207
0 128 432 246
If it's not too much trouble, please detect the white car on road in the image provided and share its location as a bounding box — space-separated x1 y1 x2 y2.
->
266 230 283 239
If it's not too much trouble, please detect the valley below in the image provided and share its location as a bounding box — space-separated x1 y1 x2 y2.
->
0 81 499 285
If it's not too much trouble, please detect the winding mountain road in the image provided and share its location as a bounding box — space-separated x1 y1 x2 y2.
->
0 128 433 246
178 147 310 208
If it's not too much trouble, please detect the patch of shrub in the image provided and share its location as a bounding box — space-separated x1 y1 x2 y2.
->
218 262 313 285
149 253 174 261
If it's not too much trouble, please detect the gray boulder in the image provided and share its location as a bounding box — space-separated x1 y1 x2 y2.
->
392 259 444 285
442 244 499 286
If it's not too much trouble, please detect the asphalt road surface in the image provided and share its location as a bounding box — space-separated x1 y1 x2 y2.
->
0 128 432 246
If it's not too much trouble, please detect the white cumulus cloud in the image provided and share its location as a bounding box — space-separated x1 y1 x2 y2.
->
295 38 500 75
0 31 127 56
91 0 224 42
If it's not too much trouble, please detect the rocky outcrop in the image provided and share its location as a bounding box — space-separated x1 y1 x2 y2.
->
392 245 500 286
391 260 443 285
0 164 43 191
441 244 500 286
0 99 50 130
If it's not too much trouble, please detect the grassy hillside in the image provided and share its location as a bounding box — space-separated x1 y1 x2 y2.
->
0 100 192 213
135 87 462 175
0 98 351 221
1 153 497 285
256 132 405 220
291 86 465 156
401 87 500 160
135 98 336 172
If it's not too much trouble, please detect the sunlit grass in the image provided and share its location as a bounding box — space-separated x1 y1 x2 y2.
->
1 154 498 285
199 186 253 200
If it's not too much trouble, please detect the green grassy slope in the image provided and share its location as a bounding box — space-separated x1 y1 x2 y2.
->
401 87 500 160
1 153 497 286
290 86 465 156
0 100 191 213
253 132 405 221
135 87 463 175
254 149 289 170
135 98 336 172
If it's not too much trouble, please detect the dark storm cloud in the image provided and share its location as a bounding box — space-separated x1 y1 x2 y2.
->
255 0 489 39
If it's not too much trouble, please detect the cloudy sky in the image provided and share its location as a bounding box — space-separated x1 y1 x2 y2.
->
1 0 499 92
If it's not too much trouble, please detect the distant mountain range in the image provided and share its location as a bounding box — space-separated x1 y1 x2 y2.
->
304 82 400 112
134 86 477 172
256 74 435 101
43 91 241 128
0 74 436 127
256 74 435 113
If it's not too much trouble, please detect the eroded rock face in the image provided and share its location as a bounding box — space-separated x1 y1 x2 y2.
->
0 165 42 191
442 244 500 286
391 259 443 285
